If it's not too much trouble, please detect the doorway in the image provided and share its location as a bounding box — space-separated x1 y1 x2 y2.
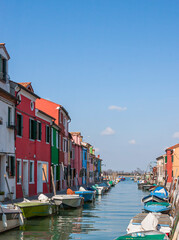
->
37 162 43 193
23 160 28 196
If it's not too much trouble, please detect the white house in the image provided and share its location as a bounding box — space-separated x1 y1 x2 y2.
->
156 155 165 185
0 43 16 199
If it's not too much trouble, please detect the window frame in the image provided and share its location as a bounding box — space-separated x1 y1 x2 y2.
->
16 112 23 137
36 121 42 141
17 159 22 184
56 131 59 148
51 128 54 146
29 160 35 184
29 118 37 140
46 125 50 144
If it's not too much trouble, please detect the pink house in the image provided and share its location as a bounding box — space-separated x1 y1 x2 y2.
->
70 132 83 186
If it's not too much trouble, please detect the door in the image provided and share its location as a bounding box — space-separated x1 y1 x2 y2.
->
37 162 43 193
23 161 28 196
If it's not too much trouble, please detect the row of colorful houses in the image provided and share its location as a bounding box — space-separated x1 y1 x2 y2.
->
0 43 102 199
156 143 179 186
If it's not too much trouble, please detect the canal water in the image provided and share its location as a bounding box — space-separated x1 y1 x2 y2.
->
2 180 148 240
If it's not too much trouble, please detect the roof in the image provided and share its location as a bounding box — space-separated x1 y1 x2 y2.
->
70 132 81 136
0 43 10 60
18 82 34 92
156 155 164 160
11 81 40 99
36 98 71 120
166 143 179 151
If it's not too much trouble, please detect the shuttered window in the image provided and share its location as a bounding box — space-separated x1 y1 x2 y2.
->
165 156 167 163
7 156 15 177
46 125 50 143
29 119 37 140
17 113 23 137
37 121 41 141
56 165 60 181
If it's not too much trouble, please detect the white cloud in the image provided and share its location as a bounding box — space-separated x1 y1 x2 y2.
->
173 132 179 138
108 105 127 111
129 139 136 144
101 127 115 136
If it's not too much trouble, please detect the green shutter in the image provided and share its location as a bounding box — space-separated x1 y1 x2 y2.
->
56 165 60 181
172 155 174 163
11 156 15 176
165 156 167 163
34 120 37 139
8 107 11 125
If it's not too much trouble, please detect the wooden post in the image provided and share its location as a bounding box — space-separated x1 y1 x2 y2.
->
42 167 50 193
51 166 56 196
4 174 14 205
19 176 25 198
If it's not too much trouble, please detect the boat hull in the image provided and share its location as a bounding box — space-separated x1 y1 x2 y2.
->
15 202 54 219
144 202 171 214
75 191 94 202
115 231 169 240
52 195 83 208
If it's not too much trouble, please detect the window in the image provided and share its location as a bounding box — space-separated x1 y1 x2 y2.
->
63 116 65 127
59 110 61 123
72 148 75 160
8 107 12 126
59 135 61 150
30 101 34 111
7 156 15 177
17 159 21 183
172 155 174 163
63 138 68 152
51 128 54 146
85 152 87 160
17 113 23 137
165 156 167 163
30 161 34 183
29 119 37 140
0 55 7 81
42 163 48 181
56 132 59 148
46 125 50 143
37 121 41 141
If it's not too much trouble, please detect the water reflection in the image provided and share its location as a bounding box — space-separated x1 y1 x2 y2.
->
1 181 148 240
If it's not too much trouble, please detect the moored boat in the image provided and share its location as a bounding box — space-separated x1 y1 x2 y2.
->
142 186 169 203
15 195 55 219
115 231 169 240
144 202 171 214
127 212 173 236
52 194 83 208
75 187 94 202
0 205 24 233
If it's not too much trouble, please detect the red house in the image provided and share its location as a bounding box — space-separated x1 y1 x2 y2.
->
36 98 71 190
12 82 53 198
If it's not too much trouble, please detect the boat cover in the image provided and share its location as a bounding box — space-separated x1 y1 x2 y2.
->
141 213 158 231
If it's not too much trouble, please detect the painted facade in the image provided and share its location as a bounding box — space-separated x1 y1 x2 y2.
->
36 98 71 190
165 144 179 183
51 123 60 191
70 132 83 186
156 155 165 185
0 44 16 199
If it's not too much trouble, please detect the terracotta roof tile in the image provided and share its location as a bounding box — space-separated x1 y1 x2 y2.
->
166 143 179 151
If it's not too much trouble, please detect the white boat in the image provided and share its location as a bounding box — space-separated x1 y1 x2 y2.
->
0 205 24 233
127 212 173 235
52 195 83 208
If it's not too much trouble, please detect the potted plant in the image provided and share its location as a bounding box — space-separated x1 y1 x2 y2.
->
0 192 5 201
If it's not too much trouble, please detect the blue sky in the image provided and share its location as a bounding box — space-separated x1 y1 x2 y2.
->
1 0 179 171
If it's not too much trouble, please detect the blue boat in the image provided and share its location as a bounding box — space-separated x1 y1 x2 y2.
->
151 186 169 200
144 202 171 213
75 187 94 202
142 186 169 203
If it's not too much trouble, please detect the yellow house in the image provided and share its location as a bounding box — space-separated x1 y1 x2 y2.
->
172 145 179 178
